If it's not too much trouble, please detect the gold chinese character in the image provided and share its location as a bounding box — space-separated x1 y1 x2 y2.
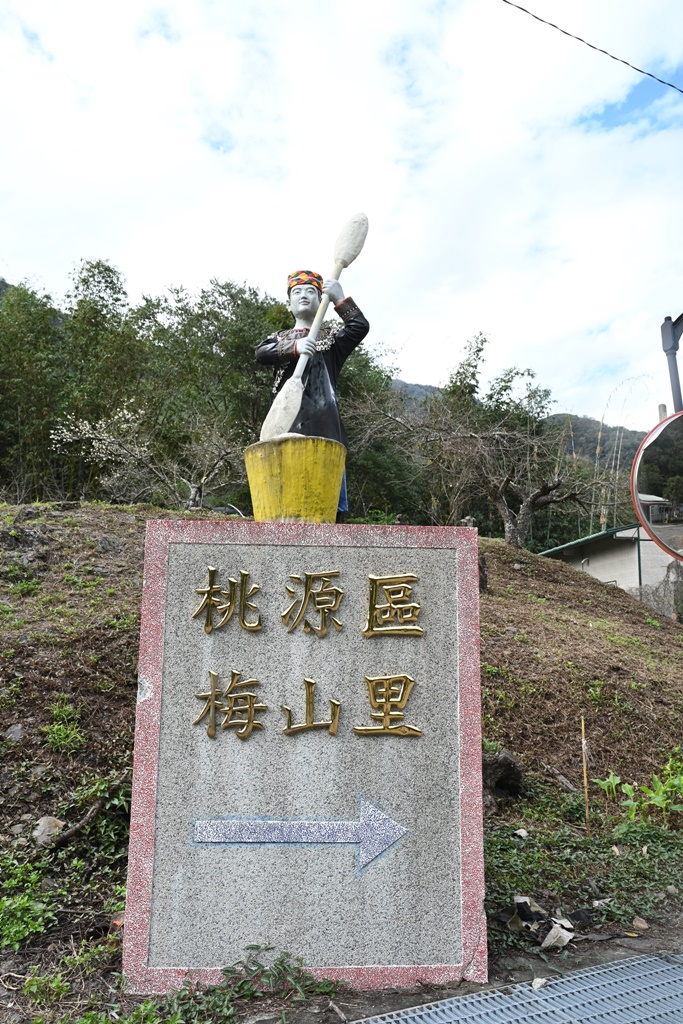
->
364 574 423 637
194 669 267 740
220 670 267 740
282 678 341 735
353 674 422 737
193 669 224 738
281 571 344 637
193 566 262 634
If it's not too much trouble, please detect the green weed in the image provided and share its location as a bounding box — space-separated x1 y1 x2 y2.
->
587 679 605 704
6 562 33 581
346 510 397 525
103 883 127 915
40 695 85 753
0 857 58 951
103 612 137 630
62 937 119 975
23 969 70 1005
8 579 40 597
66 946 338 1024
0 675 21 709
608 634 645 650
664 747 683 778
45 772 132 924
63 573 104 592
595 763 683 831
485 778 683 954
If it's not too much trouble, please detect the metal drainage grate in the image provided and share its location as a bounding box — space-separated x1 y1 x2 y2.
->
356 955 683 1024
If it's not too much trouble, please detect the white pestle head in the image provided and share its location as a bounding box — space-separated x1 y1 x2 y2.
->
334 213 369 269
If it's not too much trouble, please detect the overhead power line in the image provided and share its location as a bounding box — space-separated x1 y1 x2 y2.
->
500 0 683 98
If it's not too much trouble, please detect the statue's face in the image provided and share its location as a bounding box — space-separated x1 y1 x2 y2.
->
289 284 320 320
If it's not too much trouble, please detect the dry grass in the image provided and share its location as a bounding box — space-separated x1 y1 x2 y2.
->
479 538 683 785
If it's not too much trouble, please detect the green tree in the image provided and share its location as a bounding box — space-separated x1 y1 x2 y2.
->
61 260 147 421
664 475 683 507
51 278 292 508
0 262 152 501
337 345 430 521
0 284 64 499
132 280 290 444
55 260 151 497
433 337 591 546
367 335 596 546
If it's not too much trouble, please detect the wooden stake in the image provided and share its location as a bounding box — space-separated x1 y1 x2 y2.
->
581 716 591 838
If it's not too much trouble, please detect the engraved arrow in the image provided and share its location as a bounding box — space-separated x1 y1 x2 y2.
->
193 798 408 870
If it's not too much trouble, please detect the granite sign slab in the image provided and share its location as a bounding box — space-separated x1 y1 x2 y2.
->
123 522 486 993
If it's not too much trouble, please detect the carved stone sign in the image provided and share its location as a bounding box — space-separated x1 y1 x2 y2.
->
123 522 487 993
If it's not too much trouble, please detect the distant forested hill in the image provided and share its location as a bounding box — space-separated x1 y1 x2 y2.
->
545 414 646 470
392 383 647 469
391 379 441 401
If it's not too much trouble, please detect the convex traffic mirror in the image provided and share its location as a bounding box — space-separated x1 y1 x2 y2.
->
631 411 683 562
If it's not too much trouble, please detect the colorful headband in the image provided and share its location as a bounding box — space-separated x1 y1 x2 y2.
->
287 270 323 294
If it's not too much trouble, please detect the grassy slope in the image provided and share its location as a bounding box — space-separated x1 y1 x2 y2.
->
1 504 683 1018
479 537 683 783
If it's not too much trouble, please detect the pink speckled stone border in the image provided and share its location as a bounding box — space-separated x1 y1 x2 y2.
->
122 522 487 993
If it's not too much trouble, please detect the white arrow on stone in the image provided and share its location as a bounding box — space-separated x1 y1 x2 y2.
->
193 798 408 870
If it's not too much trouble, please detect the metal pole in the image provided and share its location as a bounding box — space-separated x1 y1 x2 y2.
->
661 314 683 413
637 525 642 594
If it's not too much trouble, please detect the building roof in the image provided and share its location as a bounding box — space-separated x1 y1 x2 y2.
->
638 494 670 504
540 523 641 557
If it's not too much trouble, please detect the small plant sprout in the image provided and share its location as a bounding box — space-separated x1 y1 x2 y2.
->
592 770 621 802
639 775 683 827
620 783 640 823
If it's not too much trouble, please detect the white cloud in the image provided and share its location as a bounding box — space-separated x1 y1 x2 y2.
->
2 0 683 430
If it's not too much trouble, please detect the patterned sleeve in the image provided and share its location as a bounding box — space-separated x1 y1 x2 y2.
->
255 332 298 366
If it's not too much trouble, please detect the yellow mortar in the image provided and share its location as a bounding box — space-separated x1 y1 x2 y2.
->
244 435 346 523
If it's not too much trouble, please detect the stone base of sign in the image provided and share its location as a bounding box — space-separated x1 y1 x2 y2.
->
123 522 487 994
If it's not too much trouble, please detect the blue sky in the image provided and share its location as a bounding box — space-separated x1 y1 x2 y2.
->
2 0 683 431
582 77 673 130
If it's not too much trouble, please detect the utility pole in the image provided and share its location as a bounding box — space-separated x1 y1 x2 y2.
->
661 313 683 413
